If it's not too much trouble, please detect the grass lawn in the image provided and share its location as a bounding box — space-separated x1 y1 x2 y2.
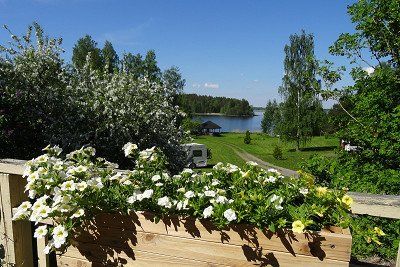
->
193 133 338 170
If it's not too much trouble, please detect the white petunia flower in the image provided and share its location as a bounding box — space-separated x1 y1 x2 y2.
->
204 190 216 197
182 168 193 174
265 176 277 183
53 238 66 249
142 189 154 199
155 182 163 187
223 209 237 222
76 181 88 191
70 209 85 219
74 165 88 173
268 168 281 175
34 225 48 238
176 199 189 210
247 161 258 166
27 172 39 183
215 196 228 204
36 154 49 163
203 206 214 218
123 142 138 157
37 205 51 219
299 188 309 195
211 179 220 186
109 172 122 181
172 174 182 180
157 196 172 208
43 241 53 254
60 180 76 191
177 187 186 193
184 191 195 199
53 225 68 240
151 174 161 182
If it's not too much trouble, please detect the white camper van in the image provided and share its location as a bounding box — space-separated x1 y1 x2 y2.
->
182 143 207 168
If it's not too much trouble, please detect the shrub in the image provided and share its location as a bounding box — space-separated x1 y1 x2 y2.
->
243 130 251 144
207 148 212 159
0 23 186 171
272 146 283 160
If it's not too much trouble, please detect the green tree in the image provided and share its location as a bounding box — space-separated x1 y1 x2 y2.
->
102 40 119 73
162 66 186 95
261 100 279 135
278 30 321 150
143 50 161 81
302 0 400 261
72 35 103 71
243 130 251 144
121 52 143 78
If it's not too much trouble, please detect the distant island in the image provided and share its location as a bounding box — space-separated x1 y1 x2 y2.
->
179 94 254 117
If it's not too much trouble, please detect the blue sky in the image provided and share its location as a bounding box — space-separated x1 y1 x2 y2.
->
0 0 357 107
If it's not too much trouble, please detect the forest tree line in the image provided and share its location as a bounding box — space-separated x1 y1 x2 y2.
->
179 94 254 117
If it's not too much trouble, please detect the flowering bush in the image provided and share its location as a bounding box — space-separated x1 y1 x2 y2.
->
14 144 384 254
0 23 187 171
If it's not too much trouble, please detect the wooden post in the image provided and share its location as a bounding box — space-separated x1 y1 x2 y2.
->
0 173 34 266
37 236 50 267
396 241 400 267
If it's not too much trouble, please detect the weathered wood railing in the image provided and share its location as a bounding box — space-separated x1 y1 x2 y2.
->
0 158 399 266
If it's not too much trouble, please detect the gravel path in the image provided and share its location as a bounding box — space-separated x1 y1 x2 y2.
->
215 141 299 177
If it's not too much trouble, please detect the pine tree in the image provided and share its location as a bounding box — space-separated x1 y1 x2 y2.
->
102 40 119 73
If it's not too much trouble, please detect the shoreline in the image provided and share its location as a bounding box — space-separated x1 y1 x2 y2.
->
193 112 257 117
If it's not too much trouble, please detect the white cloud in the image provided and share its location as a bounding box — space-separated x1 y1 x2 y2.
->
363 66 375 75
204 83 219 89
192 83 201 88
253 79 259 82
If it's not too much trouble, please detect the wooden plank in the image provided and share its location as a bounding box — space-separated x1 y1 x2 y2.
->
0 159 26 176
396 241 400 267
91 212 352 262
70 226 349 266
61 246 225 267
62 241 348 267
351 202 400 219
37 236 50 267
0 173 34 266
349 192 400 219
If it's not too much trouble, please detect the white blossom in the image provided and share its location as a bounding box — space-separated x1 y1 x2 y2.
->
203 206 214 218
151 174 161 182
34 225 48 238
223 209 237 222
184 191 195 199
70 209 85 219
299 188 309 195
157 196 172 208
204 190 216 197
123 142 138 157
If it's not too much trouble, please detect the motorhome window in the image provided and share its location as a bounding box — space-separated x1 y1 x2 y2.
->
193 150 203 157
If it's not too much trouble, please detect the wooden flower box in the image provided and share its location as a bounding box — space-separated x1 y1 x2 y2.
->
55 212 352 267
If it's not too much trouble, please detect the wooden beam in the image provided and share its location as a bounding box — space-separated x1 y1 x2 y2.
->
0 159 26 176
349 192 400 219
0 173 34 266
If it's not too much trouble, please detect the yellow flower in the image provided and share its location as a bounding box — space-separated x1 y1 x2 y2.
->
292 220 305 234
316 187 328 197
242 171 251 178
341 195 353 207
374 227 385 236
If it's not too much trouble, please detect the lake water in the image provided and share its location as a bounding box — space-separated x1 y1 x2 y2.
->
194 111 264 132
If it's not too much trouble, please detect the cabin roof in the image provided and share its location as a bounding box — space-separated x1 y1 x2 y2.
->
201 120 221 129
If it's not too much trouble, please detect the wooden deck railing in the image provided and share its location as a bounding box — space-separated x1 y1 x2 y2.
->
0 158 399 267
